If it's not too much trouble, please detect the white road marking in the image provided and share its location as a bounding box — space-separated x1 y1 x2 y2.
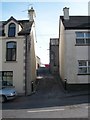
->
85 106 90 109
27 108 65 113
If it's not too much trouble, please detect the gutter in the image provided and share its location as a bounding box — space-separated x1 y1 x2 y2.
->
25 34 28 96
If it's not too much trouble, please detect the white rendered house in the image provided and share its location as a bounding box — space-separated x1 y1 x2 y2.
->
59 7 90 90
0 7 36 95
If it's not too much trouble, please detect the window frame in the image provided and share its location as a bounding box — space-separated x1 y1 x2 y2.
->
0 71 13 86
78 60 90 75
6 41 17 61
8 23 16 37
76 32 90 46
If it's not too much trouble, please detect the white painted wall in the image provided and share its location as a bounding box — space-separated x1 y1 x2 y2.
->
1 36 25 94
59 20 66 81
1 18 36 95
59 26 89 84
0 39 2 71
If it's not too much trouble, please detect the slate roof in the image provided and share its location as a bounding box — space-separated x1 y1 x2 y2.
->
60 16 90 29
0 16 33 36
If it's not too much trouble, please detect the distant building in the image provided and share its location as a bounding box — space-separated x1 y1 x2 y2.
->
0 7 37 95
36 56 41 69
59 7 90 90
49 38 59 74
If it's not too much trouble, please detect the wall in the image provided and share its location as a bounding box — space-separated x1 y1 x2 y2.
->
59 20 66 82
0 21 25 94
0 40 2 71
62 29 89 84
1 36 25 94
26 22 36 95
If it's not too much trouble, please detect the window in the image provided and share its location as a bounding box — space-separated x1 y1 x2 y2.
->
6 42 16 61
51 54 54 60
78 60 90 74
8 23 16 37
50 39 59 45
0 71 13 86
76 32 90 45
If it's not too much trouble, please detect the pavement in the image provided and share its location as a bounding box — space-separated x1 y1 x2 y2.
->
53 75 89 98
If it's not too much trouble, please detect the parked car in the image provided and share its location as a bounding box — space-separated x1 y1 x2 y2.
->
0 81 17 103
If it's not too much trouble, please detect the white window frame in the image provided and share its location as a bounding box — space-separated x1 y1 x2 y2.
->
78 60 90 74
76 32 90 45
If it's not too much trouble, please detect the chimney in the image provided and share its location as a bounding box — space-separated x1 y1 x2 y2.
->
63 7 69 20
28 7 36 22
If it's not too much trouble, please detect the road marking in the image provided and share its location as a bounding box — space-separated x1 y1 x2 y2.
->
27 108 65 113
85 106 90 109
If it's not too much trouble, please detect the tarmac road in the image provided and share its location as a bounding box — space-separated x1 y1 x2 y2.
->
2 67 89 118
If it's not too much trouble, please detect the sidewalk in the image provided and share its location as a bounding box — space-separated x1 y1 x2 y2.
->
54 75 89 98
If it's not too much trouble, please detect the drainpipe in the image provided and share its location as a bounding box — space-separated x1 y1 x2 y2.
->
25 34 28 96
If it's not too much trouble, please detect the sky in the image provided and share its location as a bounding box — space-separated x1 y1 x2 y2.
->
0 1 89 64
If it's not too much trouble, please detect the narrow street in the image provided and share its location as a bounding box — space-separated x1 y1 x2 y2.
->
2 67 89 118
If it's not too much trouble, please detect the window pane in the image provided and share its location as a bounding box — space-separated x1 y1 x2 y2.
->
85 32 90 38
76 32 84 38
86 39 90 44
51 54 54 60
55 40 59 45
78 61 86 66
7 49 11 60
3 76 7 81
78 67 87 74
88 67 90 73
2 71 13 86
0 72 2 80
76 39 85 44
6 42 16 61
51 40 55 45
12 49 16 60
88 61 90 66
8 23 16 37
7 42 16 48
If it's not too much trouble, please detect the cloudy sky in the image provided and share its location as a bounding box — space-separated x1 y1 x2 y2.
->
1 1 89 64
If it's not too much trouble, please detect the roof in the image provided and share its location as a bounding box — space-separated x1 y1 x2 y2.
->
0 16 33 36
18 21 33 35
60 16 90 30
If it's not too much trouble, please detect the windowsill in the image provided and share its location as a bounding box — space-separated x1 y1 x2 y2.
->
75 44 90 46
4 60 17 63
77 74 90 75
6 36 16 39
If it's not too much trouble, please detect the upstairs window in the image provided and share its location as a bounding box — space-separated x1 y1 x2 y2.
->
6 42 16 61
8 23 16 37
76 32 90 45
50 39 59 45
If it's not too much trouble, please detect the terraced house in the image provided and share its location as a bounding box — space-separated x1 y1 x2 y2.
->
59 7 90 90
0 7 36 95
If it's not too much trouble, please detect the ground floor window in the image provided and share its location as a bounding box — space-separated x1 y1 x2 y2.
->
0 71 13 86
78 60 90 74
